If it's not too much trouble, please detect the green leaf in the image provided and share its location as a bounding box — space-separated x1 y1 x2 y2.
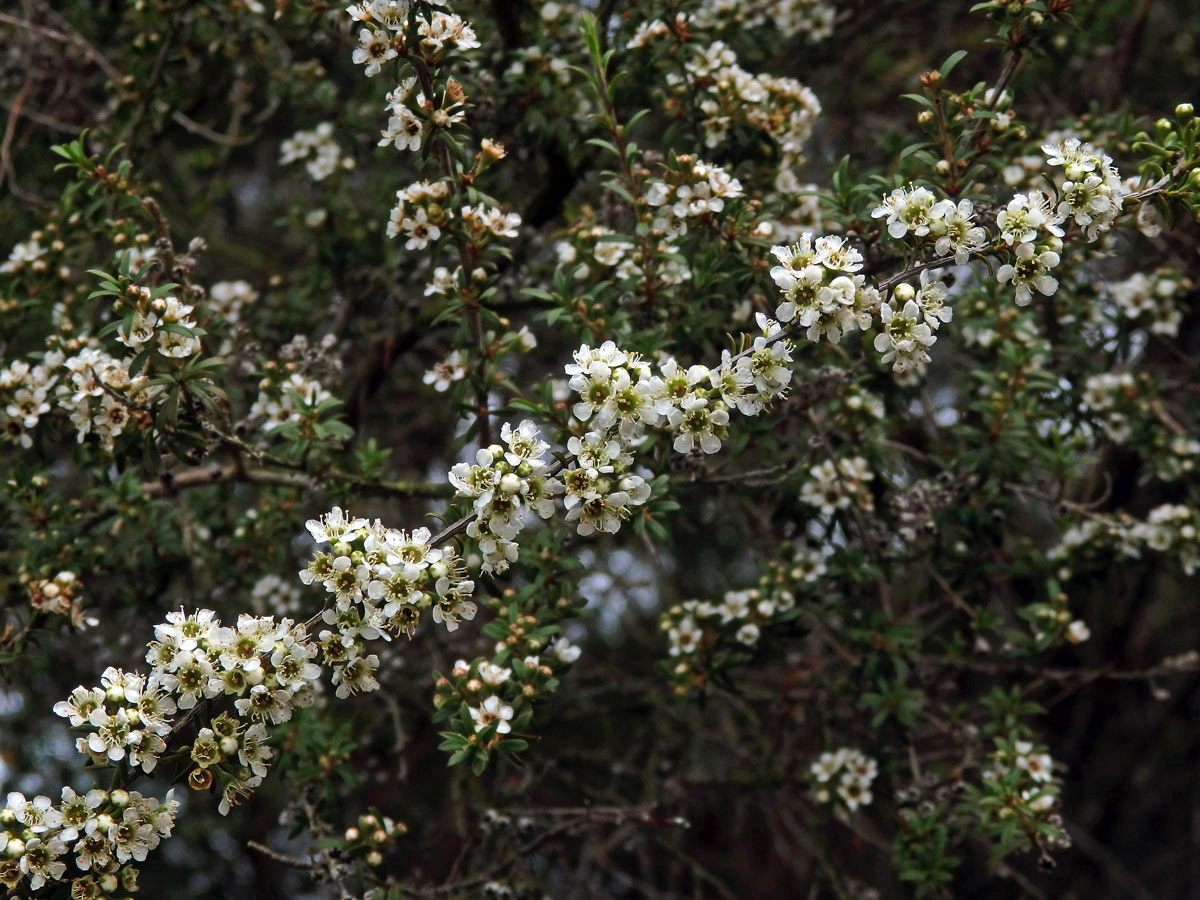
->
940 50 968 78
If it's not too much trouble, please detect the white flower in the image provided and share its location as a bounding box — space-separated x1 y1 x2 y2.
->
479 661 512 685
996 242 1061 306
1015 744 1054 783
735 623 761 645
871 185 937 239
306 507 369 545
424 349 468 392
469 695 514 734
352 27 398 77
873 299 935 373
552 637 581 663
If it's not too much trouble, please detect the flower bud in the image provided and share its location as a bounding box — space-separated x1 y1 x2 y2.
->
345 826 360 842
894 283 916 302
1176 102 1195 117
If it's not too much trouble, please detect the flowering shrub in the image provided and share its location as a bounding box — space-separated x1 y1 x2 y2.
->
1 1 1199 897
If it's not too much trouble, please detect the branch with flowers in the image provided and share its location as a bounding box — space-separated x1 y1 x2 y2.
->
2 1 1200 898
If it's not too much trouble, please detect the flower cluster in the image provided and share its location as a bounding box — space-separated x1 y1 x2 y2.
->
349 1 479 75
449 421 563 572
0 234 49 275
799 456 875 516
1 342 152 452
301 506 478 653
115 291 204 361
1042 137 1126 241
280 122 355 182
1104 269 1190 337
980 739 1060 814
677 40 821 170
561 429 651 536
1151 434 1200 482
659 542 827 693
26 570 95 631
1 353 61 448
1052 504 1200 578
0 788 178 894
645 156 744 237
56 611 318 786
248 369 337 436
871 187 987 265
1080 371 1141 443
250 573 303 617
994 189 1065 305
629 28 820 173
768 233 879 344
566 335 791 466
689 0 837 42
555 224 690 288
811 748 879 812
873 276 952 376
386 179 451 247
565 333 791 469
207 279 259 324
434 583 586 771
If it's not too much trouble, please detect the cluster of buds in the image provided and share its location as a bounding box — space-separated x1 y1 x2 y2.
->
343 812 407 868
434 586 584 766
26 571 92 630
